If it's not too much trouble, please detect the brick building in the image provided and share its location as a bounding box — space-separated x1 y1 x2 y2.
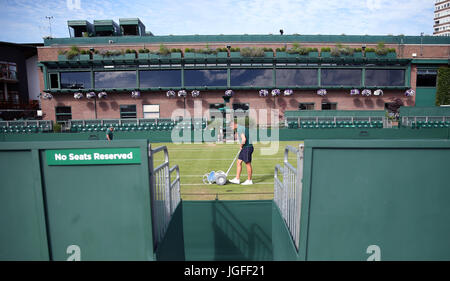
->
37 18 450 123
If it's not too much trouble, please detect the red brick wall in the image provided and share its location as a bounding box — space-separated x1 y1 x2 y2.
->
41 89 414 122
38 42 448 122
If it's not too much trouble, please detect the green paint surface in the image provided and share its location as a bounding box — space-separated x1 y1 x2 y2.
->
415 88 437 107
301 140 450 261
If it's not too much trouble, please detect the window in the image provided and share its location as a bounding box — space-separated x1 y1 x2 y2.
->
55 106 72 121
276 69 318 86
184 69 227 87
232 103 249 111
139 70 181 88
120 105 137 118
365 69 405 86
299 103 315 110
94 71 136 89
143 104 159 119
49 73 59 89
60 72 91 89
0 62 17 80
322 102 337 110
230 69 273 87
321 69 362 86
417 69 437 87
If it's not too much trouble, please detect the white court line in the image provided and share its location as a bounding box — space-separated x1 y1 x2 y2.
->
181 182 274 186
168 158 285 161
180 173 273 178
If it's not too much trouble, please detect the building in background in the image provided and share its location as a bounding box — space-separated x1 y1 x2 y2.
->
434 0 450 36
37 18 450 123
0 42 42 120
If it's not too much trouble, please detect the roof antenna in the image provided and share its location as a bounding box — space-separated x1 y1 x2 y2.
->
45 16 54 38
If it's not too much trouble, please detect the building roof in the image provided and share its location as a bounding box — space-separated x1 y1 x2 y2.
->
0 41 43 58
44 34 450 46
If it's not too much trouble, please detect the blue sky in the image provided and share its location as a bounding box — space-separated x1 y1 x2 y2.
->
0 0 436 43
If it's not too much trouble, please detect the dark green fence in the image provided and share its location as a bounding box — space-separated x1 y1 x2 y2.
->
1 127 449 143
298 139 450 260
0 140 155 261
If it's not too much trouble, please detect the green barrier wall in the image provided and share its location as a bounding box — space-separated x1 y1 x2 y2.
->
0 140 155 261
299 139 450 261
157 200 274 261
0 150 49 261
1 127 449 143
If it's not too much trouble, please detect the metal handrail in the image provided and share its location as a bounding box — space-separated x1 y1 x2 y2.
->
274 144 304 250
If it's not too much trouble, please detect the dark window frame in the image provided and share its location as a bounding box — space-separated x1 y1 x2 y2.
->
321 102 337 110
94 71 137 89
299 103 315 110
120 104 137 119
55 106 72 122
365 69 405 87
139 69 182 88
49 73 60 89
321 68 362 87
276 68 319 87
184 69 228 87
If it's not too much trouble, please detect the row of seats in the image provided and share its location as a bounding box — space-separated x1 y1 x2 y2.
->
72 124 208 133
287 120 383 129
411 121 450 129
0 125 52 134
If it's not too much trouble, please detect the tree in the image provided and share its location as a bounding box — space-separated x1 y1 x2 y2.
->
436 66 450 106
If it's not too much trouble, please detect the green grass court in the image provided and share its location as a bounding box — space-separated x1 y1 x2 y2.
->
152 141 303 200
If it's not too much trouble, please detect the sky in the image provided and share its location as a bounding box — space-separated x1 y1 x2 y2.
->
0 0 437 43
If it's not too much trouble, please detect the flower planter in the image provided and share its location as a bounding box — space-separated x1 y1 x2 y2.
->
124 53 137 59
320 51 331 58
184 52 196 58
230 52 241 58
138 53 150 59
353 52 363 58
58 54 91 61
264 51 274 58
365 52 396 59
149 53 161 59
386 52 397 59
170 52 182 59
308 51 319 58
276 51 288 58
93 54 104 60
217 52 228 58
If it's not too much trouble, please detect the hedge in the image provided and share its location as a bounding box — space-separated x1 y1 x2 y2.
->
436 66 450 106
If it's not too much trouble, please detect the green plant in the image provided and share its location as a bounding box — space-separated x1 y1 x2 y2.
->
65 45 81 59
230 47 240 52
321 47 331 52
285 43 314 55
240 47 265 57
53 122 62 133
436 66 450 106
158 44 171 55
330 43 355 57
370 42 396 56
